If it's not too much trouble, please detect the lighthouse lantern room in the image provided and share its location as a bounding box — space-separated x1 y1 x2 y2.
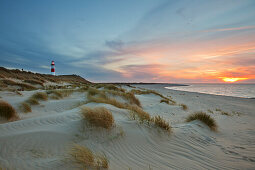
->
51 61 55 75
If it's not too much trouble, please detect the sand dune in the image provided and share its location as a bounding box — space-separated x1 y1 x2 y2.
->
0 83 255 169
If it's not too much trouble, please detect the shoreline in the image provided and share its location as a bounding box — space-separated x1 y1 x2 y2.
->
164 84 255 99
164 87 255 100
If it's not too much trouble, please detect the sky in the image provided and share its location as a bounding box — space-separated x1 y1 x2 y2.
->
0 0 255 83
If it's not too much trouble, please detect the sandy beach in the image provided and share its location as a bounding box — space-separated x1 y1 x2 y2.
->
0 81 254 169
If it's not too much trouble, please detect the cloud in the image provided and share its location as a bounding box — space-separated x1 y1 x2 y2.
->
202 25 255 33
39 65 51 69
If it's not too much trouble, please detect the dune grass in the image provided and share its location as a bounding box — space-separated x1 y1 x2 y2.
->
131 89 176 105
186 112 217 131
70 144 108 169
20 92 48 112
86 88 171 131
19 102 31 113
215 108 222 112
1 79 36 90
179 103 188 111
0 100 19 120
31 92 48 101
104 84 126 92
87 94 150 123
47 89 74 99
24 79 44 86
220 111 231 116
127 105 150 122
151 116 171 132
160 99 169 104
26 92 48 105
126 84 136 88
104 90 141 107
26 98 39 105
207 109 214 114
81 107 114 129
87 87 102 96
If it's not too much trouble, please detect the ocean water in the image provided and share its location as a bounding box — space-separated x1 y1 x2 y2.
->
165 84 255 98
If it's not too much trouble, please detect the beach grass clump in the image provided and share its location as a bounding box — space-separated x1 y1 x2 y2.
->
77 85 89 92
124 92 141 106
160 99 169 104
186 112 217 131
220 111 230 116
95 154 108 169
81 107 114 129
26 98 39 105
151 116 171 132
24 79 44 86
126 84 136 88
87 88 151 123
88 95 126 109
215 108 222 112
19 102 31 113
128 105 150 122
105 90 141 107
58 89 74 97
87 87 102 96
70 144 108 169
94 84 104 89
1 79 36 90
31 92 48 101
87 92 150 123
207 109 214 114
47 89 74 99
104 84 125 92
23 92 48 109
179 104 188 111
0 100 19 120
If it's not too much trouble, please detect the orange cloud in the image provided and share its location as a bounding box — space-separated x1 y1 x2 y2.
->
104 28 255 83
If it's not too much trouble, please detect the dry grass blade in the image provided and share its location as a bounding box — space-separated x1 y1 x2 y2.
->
81 107 114 129
186 112 217 131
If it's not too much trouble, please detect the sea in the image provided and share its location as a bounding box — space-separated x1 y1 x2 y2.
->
165 83 255 98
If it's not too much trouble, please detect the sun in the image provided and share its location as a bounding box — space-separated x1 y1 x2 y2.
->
221 77 248 83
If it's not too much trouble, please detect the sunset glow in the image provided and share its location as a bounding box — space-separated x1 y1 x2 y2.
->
221 77 249 83
0 0 255 83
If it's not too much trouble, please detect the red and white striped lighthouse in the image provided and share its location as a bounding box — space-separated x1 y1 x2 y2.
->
51 61 55 75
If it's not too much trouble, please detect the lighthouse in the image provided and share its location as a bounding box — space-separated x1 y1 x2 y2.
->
51 61 55 75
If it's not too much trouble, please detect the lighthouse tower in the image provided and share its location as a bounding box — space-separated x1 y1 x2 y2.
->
51 61 55 75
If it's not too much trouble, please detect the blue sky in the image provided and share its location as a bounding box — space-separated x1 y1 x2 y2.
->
0 0 255 83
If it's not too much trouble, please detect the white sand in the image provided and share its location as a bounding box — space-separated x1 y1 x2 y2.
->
0 84 255 169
